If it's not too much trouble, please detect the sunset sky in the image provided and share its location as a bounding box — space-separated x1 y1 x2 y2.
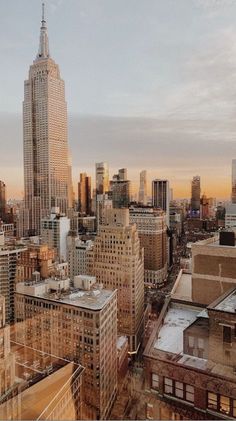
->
1 0 236 199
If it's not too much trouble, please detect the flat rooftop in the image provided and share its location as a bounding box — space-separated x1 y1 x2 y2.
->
154 305 199 354
16 281 115 311
214 289 236 314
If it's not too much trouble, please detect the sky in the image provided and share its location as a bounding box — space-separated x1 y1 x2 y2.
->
1 0 236 199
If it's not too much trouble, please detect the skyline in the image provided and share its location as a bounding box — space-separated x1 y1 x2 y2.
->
1 0 236 198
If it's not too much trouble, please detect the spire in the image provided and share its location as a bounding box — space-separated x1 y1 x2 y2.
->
36 3 50 60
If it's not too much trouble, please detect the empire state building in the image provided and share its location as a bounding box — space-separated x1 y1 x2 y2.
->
23 4 73 235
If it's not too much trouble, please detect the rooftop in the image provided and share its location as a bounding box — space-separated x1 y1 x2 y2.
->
154 305 199 354
16 279 115 311
214 289 236 314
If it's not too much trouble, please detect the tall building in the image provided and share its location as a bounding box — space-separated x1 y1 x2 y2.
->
0 234 27 322
15 275 117 420
139 170 147 205
190 175 201 216
96 193 113 229
232 159 236 203
23 5 72 235
225 203 236 228
0 181 6 222
67 232 93 280
110 168 131 208
41 208 70 261
95 162 109 195
91 208 144 353
78 173 91 215
152 179 170 225
130 207 167 286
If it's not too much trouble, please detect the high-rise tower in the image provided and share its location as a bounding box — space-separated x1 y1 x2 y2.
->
23 4 72 235
232 159 236 203
191 175 201 216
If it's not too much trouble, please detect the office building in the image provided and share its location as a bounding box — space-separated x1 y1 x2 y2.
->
23 5 72 235
78 173 91 215
0 234 27 322
91 208 144 353
130 207 167 285
96 193 113 230
191 175 201 216
0 181 6 222
110 169 131 208
67 232 93 280
152 179 169 226
41 208 70 261
0 300 84 421
139 170 147 205
95 162 109 195
15 275 117 419
225 203 236 228
200 195 216 219
232 159 236 203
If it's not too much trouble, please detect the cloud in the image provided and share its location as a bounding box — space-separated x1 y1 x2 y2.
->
162 27 236 120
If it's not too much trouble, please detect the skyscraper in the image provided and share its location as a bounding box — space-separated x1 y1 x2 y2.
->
139 170 147 205
0 181 6 221
78 173 91 215
232 159 236 203
23 4 72 235
95 162 109 195
152 179 170 225
191 175 201 216
110 168 131 208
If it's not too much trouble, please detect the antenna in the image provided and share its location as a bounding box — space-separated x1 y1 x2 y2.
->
42 2 45 22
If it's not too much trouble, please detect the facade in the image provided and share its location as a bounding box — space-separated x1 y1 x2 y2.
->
96 193 113 230
225 203 236 228
15 275 117 420
191 233 236 305
91 208 144 353
152 179 169 226
110 169 131 208
200 195 216 220
16 207 29 238
191 176 201 216
0 238 27 322
232 159 236 203
23 6 72 235
41 208 70 261
130 207 167 286
16 243 55 282
78 173 91 215
67 232 93 280
0 181 6 222
139 170 147 205
95 162 109 195
143 287 236 420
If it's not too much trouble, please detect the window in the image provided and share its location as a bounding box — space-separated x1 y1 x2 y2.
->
151 373 159 390
164 378 194 404
220 396 230 415
186 385 194 403
164 378 173 394
223 326 232 343
207 393 235 417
